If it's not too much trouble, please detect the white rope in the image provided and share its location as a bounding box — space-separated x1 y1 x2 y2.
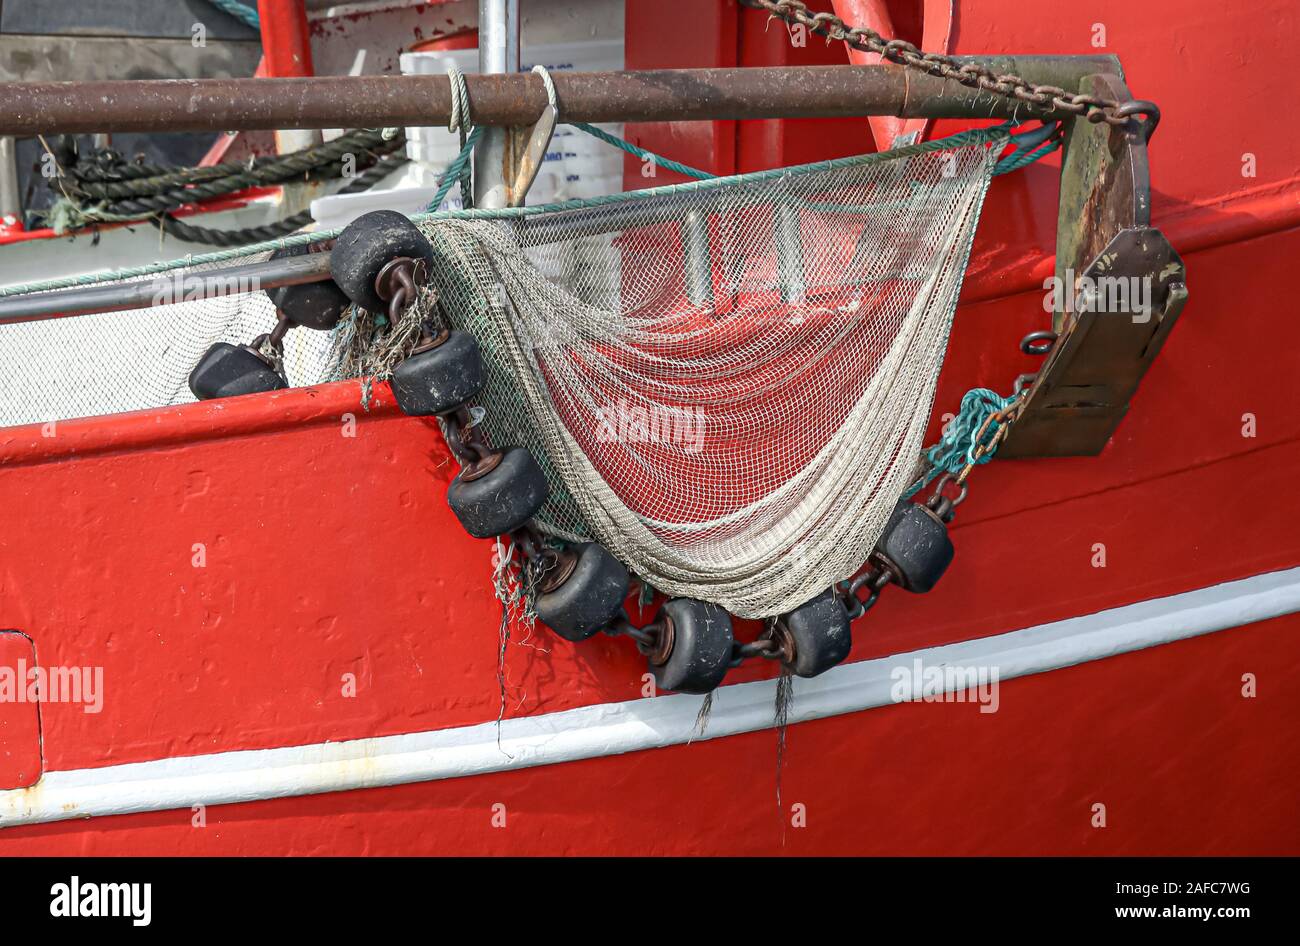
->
382 61 474 142
531 64 559 115
447 62 472 136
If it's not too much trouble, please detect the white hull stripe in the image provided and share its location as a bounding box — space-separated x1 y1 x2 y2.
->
4 566 1299 828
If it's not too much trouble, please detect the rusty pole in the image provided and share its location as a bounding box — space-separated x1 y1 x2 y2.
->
0 58 1121 136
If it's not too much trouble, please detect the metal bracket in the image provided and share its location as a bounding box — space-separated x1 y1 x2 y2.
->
1000 73 1188 458
505 102 557 208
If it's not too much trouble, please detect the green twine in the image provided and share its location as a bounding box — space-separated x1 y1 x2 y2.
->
992 120 1062 175
425 126 483 212
575 117 1057 180
43 196 144 234
570 122 716 180
905 387 1020 499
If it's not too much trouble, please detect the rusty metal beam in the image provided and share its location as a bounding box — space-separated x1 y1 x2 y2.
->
0 253 333 325
0 57 1122 136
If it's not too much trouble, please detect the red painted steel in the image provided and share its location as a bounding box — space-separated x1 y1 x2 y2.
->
0 633 42 791
0 0 1296 854
0 614 1294 855
833 0 955 150
258 0 316 79
0 230 1292 779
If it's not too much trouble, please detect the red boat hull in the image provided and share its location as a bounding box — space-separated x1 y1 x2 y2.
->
1 0 1297 855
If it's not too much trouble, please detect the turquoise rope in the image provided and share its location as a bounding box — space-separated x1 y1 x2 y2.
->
425 127 483 211
1 123 1014 298
992 121 1062 175
203 0 260 30
570 122 715 180
575 117 1058 179
904 387 1019 499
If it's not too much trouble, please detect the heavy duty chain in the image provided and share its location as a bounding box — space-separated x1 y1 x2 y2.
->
738 0 1155 131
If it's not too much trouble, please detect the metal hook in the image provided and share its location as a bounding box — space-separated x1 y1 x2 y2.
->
1113 99 1160 144
1020 329 1058 356
508 65 560 207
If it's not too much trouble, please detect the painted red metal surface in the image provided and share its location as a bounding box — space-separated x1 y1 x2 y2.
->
0 0 1296 854
258 0 315 79
0 613 1294 855
0 229 1293 809
0 632 41 791
833 0 955 150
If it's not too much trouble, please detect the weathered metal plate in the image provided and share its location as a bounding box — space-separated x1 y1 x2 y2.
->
1001 73 1187 458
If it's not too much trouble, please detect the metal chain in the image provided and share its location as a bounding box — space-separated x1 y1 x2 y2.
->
738 0 1151 130
953 394 1026 487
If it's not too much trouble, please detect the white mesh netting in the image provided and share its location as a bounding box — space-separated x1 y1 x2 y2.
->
0 252 339 426
417 139 999 616
0 135 999 618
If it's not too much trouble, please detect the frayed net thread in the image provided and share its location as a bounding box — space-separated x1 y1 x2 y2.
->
492 535 540 632
327 279 442 409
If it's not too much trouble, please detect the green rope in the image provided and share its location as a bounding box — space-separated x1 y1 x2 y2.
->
570 122 715 180
1 124 1011 298
425 127 483 212
992 121 1063 175
905 387 1020 498
202 0 260 30
572 118 1059 180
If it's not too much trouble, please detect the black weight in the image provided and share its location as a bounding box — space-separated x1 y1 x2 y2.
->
651 598 734 695
778 590 852 678
188 342 286 400
873 500 954 593
446 446 550 539
265 245 352 331
536 543 631 642
390 331 486 416
329 209 435 313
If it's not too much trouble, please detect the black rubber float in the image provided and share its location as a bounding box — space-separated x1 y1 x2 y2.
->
390 330 486 417
649 598 734 694
187 342 286 400
774 589 853 678
329 209 435 313
446 446 550 539
535 543 631 642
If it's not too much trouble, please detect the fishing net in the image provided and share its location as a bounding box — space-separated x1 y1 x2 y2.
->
0 131 1003 618
406 136 1001 617
0 252 338 427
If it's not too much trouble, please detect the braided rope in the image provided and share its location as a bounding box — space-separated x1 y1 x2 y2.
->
65 128 396 200
444 62 475 209
153 152 407 247
571 122 714 180
531 64 559 111
201 0 260 31
904 387 1020 498
60 130 404 219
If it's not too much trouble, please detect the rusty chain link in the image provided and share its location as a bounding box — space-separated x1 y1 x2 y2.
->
739 0 1154 130
954 394 1026 487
